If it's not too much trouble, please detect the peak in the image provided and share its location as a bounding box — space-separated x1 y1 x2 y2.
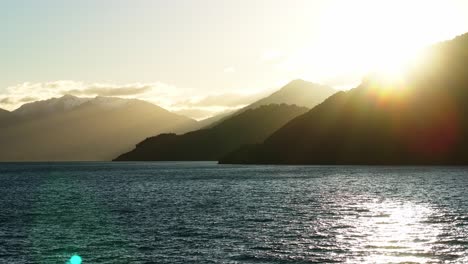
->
281 79 321 91
283 79 326 88
287 79 308 86
61 94 79 99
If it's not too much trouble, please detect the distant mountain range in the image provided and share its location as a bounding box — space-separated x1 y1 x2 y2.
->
245 79 336 110
0 95 197 161
220 33 468 165
13 94 92 119
195 110 235 129
114 104 308 161
204 80 336 128
0 79 336 162
115 80 336 161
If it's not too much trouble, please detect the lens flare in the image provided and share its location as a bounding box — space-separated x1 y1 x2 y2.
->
68 254 82 264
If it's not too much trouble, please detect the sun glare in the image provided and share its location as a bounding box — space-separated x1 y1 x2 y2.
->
334 199 441 263
298 0 467 88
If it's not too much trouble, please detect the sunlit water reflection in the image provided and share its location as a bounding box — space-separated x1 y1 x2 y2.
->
345 201 441 263
0 162 467 263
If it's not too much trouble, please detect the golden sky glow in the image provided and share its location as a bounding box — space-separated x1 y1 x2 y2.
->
1 0 467 118
283 0 468 87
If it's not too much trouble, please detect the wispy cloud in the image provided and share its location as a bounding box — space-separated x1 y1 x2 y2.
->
0 98 13 105
0 81 183 111
175 92 265 108
173 107 236 121
0 81 270 119
170 91 269 120
64 85 152 97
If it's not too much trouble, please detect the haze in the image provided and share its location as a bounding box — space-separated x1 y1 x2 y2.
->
1 0 468 119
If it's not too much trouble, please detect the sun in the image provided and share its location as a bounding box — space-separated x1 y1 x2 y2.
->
296 0 467 88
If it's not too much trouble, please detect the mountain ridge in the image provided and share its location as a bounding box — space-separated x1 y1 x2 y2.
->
115 104 309 161
246 79 336 110
0 107 10 115
220 32 468 165
115 80 337 161
200 79 336 128
12 94 92 119
0 96 198 161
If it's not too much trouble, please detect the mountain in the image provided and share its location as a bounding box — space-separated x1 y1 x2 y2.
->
200 79 336 129
220 33 468 165
195 110 235 129
115 79 336 161
0 108 12 123
114 104 308 161
0 95 197 161
0 107 10 117
13 94 91 119
247 79 336 110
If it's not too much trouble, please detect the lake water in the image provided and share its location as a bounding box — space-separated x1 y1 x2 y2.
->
0 162 467 263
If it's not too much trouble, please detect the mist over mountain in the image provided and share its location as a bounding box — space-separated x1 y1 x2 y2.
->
0 95 197 161
220 33 468 165
247 79 336 110
114 104 308 161
196 110 235 128
115 80 336 161
201 79 336 128
13 94 92 119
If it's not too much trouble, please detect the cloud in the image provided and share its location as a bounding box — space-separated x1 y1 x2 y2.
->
173 106 242 121
174 92 266 108
0 81 178 111
0 96 38 110
169 91 269 120
19 96 38 103
173 108 220 121
0 96 36 105
0 97 13 105
0 80 271 119
64 85 152 97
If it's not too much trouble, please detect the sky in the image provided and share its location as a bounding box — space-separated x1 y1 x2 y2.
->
2 0 468 119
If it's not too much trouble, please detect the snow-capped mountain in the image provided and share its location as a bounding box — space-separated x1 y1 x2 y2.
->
13 94 92 118
0 95 198 161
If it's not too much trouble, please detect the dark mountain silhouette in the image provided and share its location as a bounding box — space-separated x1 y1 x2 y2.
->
0 95 197 161
220 33 468 165
0 108 13 124
0 108 10 118
200 79 336 128
195 110 235 129
114 104 308 161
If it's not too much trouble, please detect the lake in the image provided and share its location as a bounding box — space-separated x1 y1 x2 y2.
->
0 162 467 263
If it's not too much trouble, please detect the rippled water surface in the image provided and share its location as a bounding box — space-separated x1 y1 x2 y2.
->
1 162 468 263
